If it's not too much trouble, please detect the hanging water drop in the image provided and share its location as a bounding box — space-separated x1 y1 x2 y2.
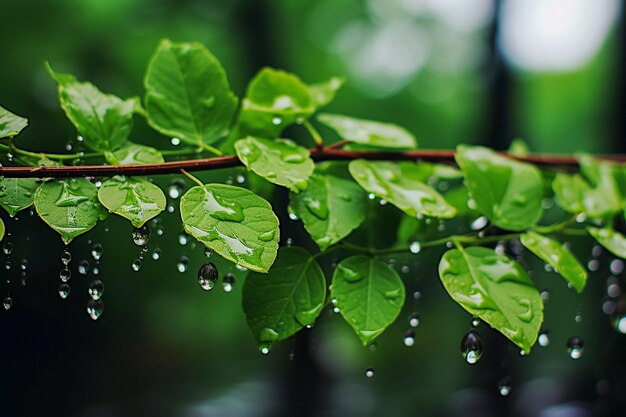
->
177 256 189 273
3 296 12 310
170 137 181 146
538 330 550 347
198 262 218 291
403 329 415 347
58 283 70 299
566 336 584 359
59 268 71 282
409 241 421 254
91 243 103 260
88 279 104 300
461 330 483 365
86 299 104 320
168 179 186 199
471 318 480 327
2 242 13 255
61 249 71 265
470 216 488 230
132 225 151 246
178 233 188 246
204 247 213 257
152 248 161 261
498 378 512 397
365 368 375 378
131 259 142 272
77 260 90 275
20 259 28 271
222 273 235 293
409 313 420 328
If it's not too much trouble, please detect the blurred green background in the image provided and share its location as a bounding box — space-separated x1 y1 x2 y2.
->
1 0 625 416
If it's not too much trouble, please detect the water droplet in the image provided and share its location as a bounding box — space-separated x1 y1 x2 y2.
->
86 299 104 320
498 378 512 396
93 266 100 275
592 245 602 258
566 336 584 359
222 273 236 293
610 259 624 275
259 230 275 242
59 268 71 282
61 249 71 265
88 279 104 300
236 264 248 272
403 329 415 347
471 216 488 230
574 312 583 323
132 225 151 246
409 313 420 328
168 179 186 199
3 297 12 310
288 212 298 221
177 256 189 273
588 259 599 272
58 283 70 299
236 175 246 184
611 314 626 334
538 330 550 347
198 262 218 291
20 259 28 271
167 205 175 213
178 233 188 246
4 260 10 270
471 318 480 327
152 248 161 261
131 259 142 271
409 241 421 254
170 137 181 146
271 116 282 126
204 247 213 257
461 330 482 365
540 290 550 302
91 243 103 261
364 368 375 378
77 260 90 275
413 291 422 300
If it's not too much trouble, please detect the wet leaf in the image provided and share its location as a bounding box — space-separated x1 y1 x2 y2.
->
144 39 238 146
455 145 543 231
308 76 344 108
0 217 4 241
34 178 106 244
0 178 40 216
438 247 543 352
290 174 367 249
105 142 164 165
234 136 314 192
520 231 587 293
331 255 405 346
588 227 626 258
180 184 279 273
47 64 137 151
552 173 589 214
242 247 326 351
0 106 28 138
318 113 417 150
349 160 456 219
98 176 166 228
578 155 621 219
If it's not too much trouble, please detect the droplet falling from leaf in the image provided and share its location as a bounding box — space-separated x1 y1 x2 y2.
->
91 243 103 261
222 273 235 293
177 256 189 273
567 336 584 359
131 259 142 272
58 283 70 299
152 248 161 261
3 296 12 310
59 268 71 282
88 279 104 300
461 330 483 365
132 225 151 246
538 329 550 347
198 262 218 291
403 329 415 347
408 313 420 328
3 242 13 255
498 378 512 397
86 299 104 320
61 249 71 265
365 368 375 378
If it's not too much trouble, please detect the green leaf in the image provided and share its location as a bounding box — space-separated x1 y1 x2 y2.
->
34 178 106 244
520 231 587 293
318 113 417 150
455 145 543 231
552 173 589 214
104 142 165 165
234 136 314 192
587 227 626 258
348 160 456 219
180 184 279 272
0 217 4 242
144 39 238 146
0 178 40 217
508 138 530 156
438 247 543 352
331 255 405 346
308 76 344 108
290 174 367 249
47 63 137 151
0 106 28 138
242 246 326 352
578 155 621 219
98 176 166 228
237 67 315 137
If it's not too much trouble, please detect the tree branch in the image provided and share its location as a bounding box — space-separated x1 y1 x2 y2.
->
0 147 624 178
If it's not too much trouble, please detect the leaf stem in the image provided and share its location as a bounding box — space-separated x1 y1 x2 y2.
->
180 169 205 187
0 142 102 161
200 143 223 156
303 120 324 148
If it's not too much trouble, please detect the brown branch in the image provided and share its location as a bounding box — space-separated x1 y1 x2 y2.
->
0 148 625 178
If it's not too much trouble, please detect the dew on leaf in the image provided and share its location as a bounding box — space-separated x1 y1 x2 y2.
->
461 330 482 365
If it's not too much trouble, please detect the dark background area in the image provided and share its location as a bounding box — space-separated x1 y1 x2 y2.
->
1 0 625 416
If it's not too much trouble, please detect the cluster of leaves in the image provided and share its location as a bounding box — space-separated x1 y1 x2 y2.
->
1 40 624 355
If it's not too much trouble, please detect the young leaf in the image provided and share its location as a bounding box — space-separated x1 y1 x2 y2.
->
290 174 367 250
317 113 417 150
455 145 543 231
308 76 344 108
552 173 588 214
34 178 106 244
520 231 587 293
438 247 543 353
47 64 137 151
242 246 326 352
237 68 315 138
0 106 28 138
348 160 456 219
104 142 164 165
578 155 622 219
234 136 314 192
331 255 405 346
587 227 626 258
0 217 4 241
144 39 238 146
0 178 40 217
180 184 279 273
98 176 166 228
